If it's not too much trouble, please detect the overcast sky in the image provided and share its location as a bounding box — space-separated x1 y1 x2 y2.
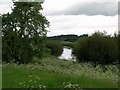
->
0 0 119 36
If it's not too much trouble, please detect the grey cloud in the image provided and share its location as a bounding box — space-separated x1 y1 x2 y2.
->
64 2 117 16
45 2 118 16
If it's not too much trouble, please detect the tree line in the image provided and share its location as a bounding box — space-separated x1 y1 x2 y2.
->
48 34 88 42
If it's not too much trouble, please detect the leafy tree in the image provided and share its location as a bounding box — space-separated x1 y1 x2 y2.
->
2 2 49 63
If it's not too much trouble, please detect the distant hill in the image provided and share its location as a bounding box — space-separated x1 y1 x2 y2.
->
47 34 88 42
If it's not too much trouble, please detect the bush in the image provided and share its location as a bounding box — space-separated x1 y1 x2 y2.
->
46 40 63 56
73 31 118 65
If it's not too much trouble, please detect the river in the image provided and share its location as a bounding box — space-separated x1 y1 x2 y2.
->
58 46 76 61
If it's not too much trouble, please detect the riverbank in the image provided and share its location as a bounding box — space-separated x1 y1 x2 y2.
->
2 56 118 88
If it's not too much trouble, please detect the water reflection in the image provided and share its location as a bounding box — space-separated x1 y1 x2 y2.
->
58 46 76 61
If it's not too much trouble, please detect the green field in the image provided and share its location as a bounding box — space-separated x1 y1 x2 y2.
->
2 57 119 88
61 41 75 48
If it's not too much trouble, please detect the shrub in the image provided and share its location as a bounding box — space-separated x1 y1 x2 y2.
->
73 31 118 65
46 40 63 56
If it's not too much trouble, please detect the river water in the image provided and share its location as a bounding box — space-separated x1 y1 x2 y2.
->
58 46 76 61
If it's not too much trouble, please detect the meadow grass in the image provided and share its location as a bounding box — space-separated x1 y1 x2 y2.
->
2 56 119 88
60 41 75 48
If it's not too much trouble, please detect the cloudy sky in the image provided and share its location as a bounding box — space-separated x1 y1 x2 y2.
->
0 0 119 36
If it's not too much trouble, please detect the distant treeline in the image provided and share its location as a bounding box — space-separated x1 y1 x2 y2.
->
47 34 88 42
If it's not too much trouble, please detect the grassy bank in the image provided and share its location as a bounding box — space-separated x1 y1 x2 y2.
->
61 41 75 48
2 57 119 88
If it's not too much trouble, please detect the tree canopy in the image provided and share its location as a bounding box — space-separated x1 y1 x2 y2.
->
2 2 49 63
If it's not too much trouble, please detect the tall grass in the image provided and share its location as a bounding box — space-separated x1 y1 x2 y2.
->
61 41 75 48
3 56 118 84
3 66 117 88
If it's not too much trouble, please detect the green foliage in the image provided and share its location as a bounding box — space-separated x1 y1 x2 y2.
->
2 31 33 63
2 2 49 63
73 31 118 65
47 34 88 48
72 37 88 55
46 40 63 56
41 47 51 58
48 34 79 42
3 66 117 88
2 57 118 88
61 41 75 48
